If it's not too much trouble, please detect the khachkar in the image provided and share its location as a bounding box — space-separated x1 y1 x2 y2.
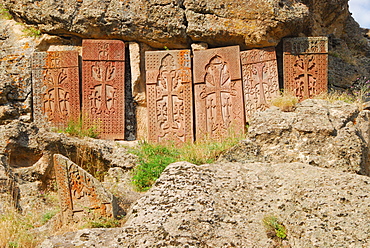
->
240 47 279 121
32 51 80 128
145 50 193 143
193 46 245 140
283 37 328 100
82 40 125 140
53 154 117 224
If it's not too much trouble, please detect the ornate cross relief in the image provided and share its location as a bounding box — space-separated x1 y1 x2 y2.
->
53 154 117 224
82 40 125 140
31 51 80 128
145 50 193 143
240 47 279 121
193 46 245 141
283 37 328 100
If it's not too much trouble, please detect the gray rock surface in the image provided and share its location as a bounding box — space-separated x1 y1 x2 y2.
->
221 99 370 175
1 0 349 49
40 161 370 247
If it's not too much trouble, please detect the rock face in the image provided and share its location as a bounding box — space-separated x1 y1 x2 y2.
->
1 0 349 49
0 19 39 123
0 120 138 213
221 99 370 175
40 161 370 247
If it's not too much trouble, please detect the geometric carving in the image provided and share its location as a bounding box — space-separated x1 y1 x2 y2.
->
240 47 279 121
193 46 245 141
31 51 80 128
145 50 193 143
53 154 117 224
82 39 125 140
283 37 328 100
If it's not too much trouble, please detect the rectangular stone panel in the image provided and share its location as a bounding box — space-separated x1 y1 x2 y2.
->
193 46 245 141
145 50 193 143
240 47 280 121
54 154 117 224
82 39 125 140
31 51 80 129
283 37 328 100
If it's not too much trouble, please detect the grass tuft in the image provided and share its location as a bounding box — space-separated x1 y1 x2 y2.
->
130 133 244 191
263 215 287 240
270 90 298 112
58 117 99 139
22 26 41 37
0 5 12 20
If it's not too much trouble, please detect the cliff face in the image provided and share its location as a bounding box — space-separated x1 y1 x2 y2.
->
0 0 349 49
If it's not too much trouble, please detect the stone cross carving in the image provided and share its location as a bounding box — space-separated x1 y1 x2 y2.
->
145 50 193 143
240 47 279 121
32 51 80 128
82 40 125 140
283 37 328 100
193 46 245 141
53 154 117 224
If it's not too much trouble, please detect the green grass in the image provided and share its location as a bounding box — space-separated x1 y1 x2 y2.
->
130 133 244 191
22 26 41 37
263 215 287 240
58 117 99 139
0 5 12 20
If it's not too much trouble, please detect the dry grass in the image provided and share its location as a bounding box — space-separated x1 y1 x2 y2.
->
0 191 60 248
313 91 355 103
270 91 299 112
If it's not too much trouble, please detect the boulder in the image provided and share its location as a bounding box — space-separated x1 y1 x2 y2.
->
40 161 370 247
221 99 370 175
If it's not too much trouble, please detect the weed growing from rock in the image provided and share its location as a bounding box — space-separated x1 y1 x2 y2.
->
263 215 287 245
0 5 12 20
350 76 370 101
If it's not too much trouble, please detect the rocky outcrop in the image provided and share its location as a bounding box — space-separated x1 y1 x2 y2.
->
0 19 39 123
0 120 139 212
40 161 370 247
221 99 370 175
1 0 350 49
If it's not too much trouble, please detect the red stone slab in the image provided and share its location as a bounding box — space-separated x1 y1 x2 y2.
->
283 37 328 100
32 51 80 129
240 47 279 121
82 40 125 140
193 46 245 141
145 50 193 143
54 154 117 224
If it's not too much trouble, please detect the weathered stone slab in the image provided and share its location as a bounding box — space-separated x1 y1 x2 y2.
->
145 50 193 143
193 46 245 140
31 51 80 128
53 154 117 224
283 37 328 100
240 47 279 121
82 39 125 140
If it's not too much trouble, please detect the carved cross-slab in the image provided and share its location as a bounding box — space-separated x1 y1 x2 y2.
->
283 37 328 100
193 46 245 141
82 39 125 140
240 47 279 121
53 154 117 224
145 50 193 143
32 51 80 128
